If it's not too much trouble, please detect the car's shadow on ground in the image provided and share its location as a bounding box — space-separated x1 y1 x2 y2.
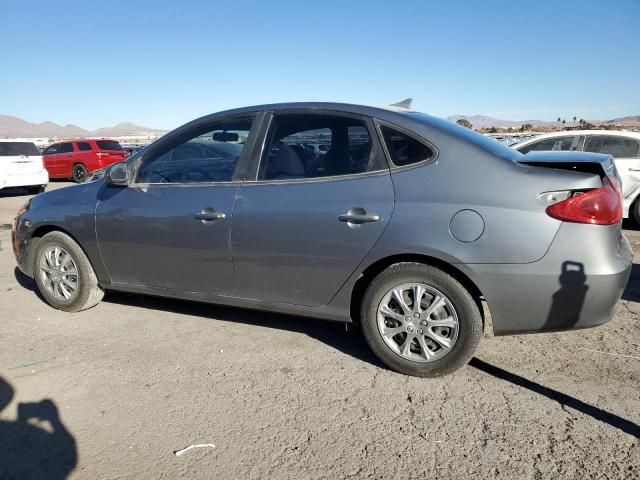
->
15 268 640 439
101 289 387 370
0 187 32 198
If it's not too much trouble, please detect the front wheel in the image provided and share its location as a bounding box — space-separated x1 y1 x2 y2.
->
72 164 88 183
33 231 104 312
360 263 482 377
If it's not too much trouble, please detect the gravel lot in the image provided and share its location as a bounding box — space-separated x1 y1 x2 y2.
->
0 182 638 479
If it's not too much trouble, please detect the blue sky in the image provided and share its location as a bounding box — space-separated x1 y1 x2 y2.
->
1 0 638 130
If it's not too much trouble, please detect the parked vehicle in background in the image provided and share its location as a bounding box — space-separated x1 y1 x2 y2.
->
0 140 48 194
12 103 631 377
42 139 127 182
513 130 640 222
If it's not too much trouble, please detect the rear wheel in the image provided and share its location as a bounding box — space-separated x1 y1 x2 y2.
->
360 262 482 377
27 185 46 195
72 163 88 183
33 231 104 312
632 197 640 226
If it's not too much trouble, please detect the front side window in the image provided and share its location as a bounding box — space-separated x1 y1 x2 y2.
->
258 114 379 180
43 145 59 155
77 142 92 151
518 136 577 154
380 126 434 166
59 143 74 153
583 135 640 158
136 117 253 183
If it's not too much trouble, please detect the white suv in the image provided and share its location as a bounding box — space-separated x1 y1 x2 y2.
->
513 130 640 222
0 140 49 194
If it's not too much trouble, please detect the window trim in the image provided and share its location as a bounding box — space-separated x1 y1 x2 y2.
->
246 109 389 185
128 112 263 187
373 119 439 171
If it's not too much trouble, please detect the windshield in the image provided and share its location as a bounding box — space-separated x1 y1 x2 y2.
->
0 142 41 156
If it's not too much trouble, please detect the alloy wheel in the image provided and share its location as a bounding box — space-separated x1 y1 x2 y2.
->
377 283 459 362
39 245 80 301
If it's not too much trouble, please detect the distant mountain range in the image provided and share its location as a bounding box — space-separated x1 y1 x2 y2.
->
2 113 639 139
446 114 640 129
0 115 167 138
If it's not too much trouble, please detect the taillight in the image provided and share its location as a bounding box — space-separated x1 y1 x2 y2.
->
545 178 622 225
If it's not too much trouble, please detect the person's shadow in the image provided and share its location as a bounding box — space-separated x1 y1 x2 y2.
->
543 261 588 331
0 375 77 480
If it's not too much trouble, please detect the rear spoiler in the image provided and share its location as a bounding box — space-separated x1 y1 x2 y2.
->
516 151 617 179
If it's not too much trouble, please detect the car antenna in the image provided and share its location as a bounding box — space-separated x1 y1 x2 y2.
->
389 98 413 109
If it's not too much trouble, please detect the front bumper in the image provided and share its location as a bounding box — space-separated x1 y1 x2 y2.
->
471 222 632 335
0 169 48 189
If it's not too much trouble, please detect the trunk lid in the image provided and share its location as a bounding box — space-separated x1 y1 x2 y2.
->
516 151 617 182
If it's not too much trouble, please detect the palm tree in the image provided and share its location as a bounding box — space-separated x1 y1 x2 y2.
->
573 116 577 125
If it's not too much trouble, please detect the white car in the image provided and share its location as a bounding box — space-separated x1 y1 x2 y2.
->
0 140 49 194
513 130 640 222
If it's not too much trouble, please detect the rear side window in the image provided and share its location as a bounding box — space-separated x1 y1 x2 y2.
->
380 126 434 166
258 114 380 180
0 142 41 156
77 142 92 151
96 140 123 151
518 136 578 154
59 143 74 153
583 136 640 158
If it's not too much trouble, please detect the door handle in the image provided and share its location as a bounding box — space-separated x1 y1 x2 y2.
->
338 207 380 225
629 168 640 172
194 208 226 223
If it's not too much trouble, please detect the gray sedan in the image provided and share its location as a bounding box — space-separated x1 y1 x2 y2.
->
12 102 632 377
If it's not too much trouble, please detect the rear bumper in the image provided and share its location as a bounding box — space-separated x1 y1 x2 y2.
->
471 222 632 335
0 169 48 189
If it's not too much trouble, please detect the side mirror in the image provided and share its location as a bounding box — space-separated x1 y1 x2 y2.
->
106 162 129 185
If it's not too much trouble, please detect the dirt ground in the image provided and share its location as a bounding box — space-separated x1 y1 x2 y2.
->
0 182 638 479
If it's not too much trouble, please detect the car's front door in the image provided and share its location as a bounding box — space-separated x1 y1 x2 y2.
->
583 135 640 198
42 144 62 177
95 115 259 295
57 142 76 177
231 112 394 306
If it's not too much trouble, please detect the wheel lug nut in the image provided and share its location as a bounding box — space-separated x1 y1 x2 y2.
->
405 316 410 322
416 329 423 335
407 326 414 332
420 320 427 326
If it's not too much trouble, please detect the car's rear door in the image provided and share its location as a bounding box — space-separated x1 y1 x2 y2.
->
583 135 640 198
231 111 394 306
95 114 260 295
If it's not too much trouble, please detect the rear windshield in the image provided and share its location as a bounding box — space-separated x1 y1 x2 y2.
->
96 140 123 151
0 142 41 156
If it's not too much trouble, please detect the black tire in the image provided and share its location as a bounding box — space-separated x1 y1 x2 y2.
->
33 231 104 312
632 198 640 226
27 185 46 195
72 163 88 183
360 262 482 377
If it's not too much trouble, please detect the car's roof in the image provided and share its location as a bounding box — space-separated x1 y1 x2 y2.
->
516 129 640 145
208 101 417 121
